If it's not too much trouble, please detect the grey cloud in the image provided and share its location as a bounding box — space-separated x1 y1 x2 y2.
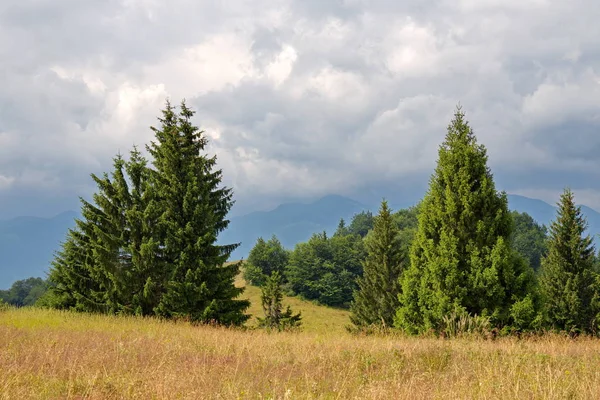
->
2 0 600 218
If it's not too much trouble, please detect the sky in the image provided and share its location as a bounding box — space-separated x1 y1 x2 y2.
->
1 0 600 219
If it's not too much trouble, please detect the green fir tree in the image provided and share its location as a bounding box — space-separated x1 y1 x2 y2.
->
350 200 405 327
395 106 537 334
539 188 598 334
257 271 302 331
334 218 349 236
148 100 250 325
45 148 157 314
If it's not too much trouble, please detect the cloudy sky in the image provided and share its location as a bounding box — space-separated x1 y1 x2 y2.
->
1 0 600 218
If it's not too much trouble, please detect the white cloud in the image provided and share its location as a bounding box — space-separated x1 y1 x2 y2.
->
522 71 600 128
265 45 297 86
142 33 257 99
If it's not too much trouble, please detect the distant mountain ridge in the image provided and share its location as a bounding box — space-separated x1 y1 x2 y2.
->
220 194 600 260
2 194 600 289
506 195 600 240
217 194 375 260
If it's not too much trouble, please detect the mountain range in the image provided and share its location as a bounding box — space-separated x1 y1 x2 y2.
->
2 194 600 289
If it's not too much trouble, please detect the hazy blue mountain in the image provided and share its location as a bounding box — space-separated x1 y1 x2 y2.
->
218 194 376 260
3 193 600 289
506 195 558 226
0 211 77 289
507 194 600 242
219 194 600 261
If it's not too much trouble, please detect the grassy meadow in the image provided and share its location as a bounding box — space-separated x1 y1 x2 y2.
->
233 273 350 335
3 274 600 399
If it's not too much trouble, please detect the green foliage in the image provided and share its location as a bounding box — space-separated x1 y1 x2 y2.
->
244 235 289 286
539 188 598 334
440 309 492 338
509 293 543 332
285 231 365 307
334 218 349 237
0 277 48 307
46 148 159 315
257 271 301 331
348 211 374 238
45 228 101 312
0 298 9 312
392 205 419 252
510 211 548 271
46 100 249 326
147 100 249 325
395 106 536 334
351 200 406 327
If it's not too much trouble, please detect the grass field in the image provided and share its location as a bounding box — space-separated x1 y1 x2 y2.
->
234 273 351 335
3 276 600 399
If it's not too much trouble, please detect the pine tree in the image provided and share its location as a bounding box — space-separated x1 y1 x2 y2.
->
539 188 598 334
395 106 536 334
148 100 250 325
350 200 405 327
257 271 301 331
121 148 163 315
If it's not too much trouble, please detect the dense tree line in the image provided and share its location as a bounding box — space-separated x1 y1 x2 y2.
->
246 106 600 336
0 277 48 307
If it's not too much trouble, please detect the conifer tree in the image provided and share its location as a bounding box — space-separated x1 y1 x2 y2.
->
45 227 100 311
148 100 250 325
539 188 598 334
350 200 405 327
395 106 536 334
46 148 157 314
334 218 349 236
257 271 301 331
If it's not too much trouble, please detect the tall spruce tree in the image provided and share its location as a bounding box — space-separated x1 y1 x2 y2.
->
46 148 158 314
395 106 536 334
539 188 598 334
350 200 405 327
148 100 250 325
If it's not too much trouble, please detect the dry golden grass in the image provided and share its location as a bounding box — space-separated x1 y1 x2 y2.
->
3 306 600 399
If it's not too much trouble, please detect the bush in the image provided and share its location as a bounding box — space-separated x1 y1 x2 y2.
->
440 310 492 339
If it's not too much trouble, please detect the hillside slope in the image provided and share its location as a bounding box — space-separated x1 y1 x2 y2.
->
234 271 350 334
